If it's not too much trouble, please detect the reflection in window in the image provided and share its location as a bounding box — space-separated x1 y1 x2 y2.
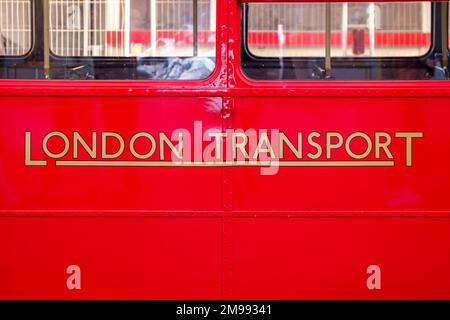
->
0 0 32 56
49 0 216 57
0 0 216 80
248 2 431 57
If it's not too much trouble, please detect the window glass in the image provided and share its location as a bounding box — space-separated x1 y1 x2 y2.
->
1 0 216 80
248 2 431 58
49 0 215 57
243 2 449 81
0 0 32 56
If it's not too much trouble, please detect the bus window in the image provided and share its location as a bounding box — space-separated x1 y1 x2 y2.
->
0 0 32 56
49 0 215 58
242 2 447 81
247 2 431 58
1 0 216 80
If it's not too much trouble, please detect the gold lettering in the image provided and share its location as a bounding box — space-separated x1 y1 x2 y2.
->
326 132 343 159
375 132 393 159
307 132 322 159
252 132 276 159
129 132 156 159
73 132 97 159
25 132 47 166
43 131 70 159
232 132 249 160
208 131 227 161
159 132 183 160
101 132 125 159
279 132 302 159
395 132 423 166
345 132 372 159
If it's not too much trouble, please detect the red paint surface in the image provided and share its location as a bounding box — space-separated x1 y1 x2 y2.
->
0 97 223 212
0 218 223 299
1 0 450 299
231 218 450 299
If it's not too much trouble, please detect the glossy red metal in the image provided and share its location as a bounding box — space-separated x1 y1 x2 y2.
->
0 0 450 300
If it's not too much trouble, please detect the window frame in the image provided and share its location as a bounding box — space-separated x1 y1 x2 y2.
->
0 0 219 81
241 1 447 81
48 0 217 80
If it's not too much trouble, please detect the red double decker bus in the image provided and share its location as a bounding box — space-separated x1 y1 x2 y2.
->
0 0 449 300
